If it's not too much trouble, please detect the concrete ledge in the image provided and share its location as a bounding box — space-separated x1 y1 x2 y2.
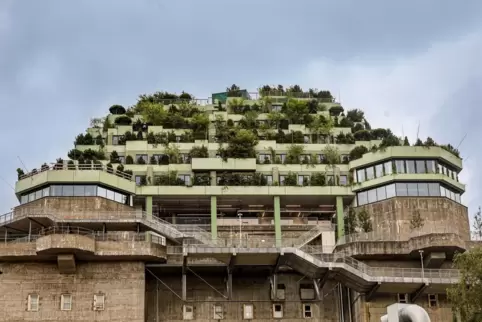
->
36 234 96 254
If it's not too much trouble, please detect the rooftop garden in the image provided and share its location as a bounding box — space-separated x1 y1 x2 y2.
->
17 85 462 180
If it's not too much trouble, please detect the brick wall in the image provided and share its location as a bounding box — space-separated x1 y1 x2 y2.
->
0 261 145 322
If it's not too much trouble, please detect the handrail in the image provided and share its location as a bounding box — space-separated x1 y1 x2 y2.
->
338 225 469 245
18 163 134 181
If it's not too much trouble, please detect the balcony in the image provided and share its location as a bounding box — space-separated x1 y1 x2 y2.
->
191 158 257 171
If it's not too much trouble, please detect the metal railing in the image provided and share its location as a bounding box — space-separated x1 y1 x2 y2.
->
337 224 468 246
18 163 134 181
290 226 325 247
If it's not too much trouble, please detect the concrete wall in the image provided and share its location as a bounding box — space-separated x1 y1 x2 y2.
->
0 261 145 322
356 197 469 240
146 273 340 322
15 196 135 213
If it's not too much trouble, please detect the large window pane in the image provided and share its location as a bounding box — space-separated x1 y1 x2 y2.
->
455 193 461 203
366 167 375 181
97 187 107 198
62 186 74 196
395 160 405 174
368 189 377 203
114 192 124 203
35 190 42 200
42 187 50 197
417 183 429 196
377 186 387 200
339 175 347 186
416 160 426 173
84 185 96 196
428 183 440 196
375 164 384 178
396 183 408 196
407 183 418 196
51 185 63 196
384 161 392 175
357 191 368 206
73 186 84 196
440 186 446 197
21 195 28 204
28 192 35 202
357 169 365 182
406 160 416 174
426 160 436 173
106 189 115 200
386 184 396 198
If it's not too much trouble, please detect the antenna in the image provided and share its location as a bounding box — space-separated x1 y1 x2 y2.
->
402 125 405 139
17 156 28 173
456 133 467 150
0 175 15 191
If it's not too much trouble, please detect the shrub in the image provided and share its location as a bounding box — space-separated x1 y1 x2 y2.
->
109 105 126 115
114 115 132 125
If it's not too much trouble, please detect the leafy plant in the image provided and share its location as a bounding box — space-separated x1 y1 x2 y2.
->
109 105 126 115
110 151 121 163
114 115 132 125
473 207 482 239
189 145 209 158
344 207 358 234
16 168 25 179
125 155 134 164
357 209 373 233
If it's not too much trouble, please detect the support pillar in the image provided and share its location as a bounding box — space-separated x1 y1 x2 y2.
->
336 196 344 240
274 196 281 247
211 196 217 241
145 196 153 219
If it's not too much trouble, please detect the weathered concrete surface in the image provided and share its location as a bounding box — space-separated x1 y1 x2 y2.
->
356 197 470 240
335 233 466 257
0 261 145 322
146 273 339 322
36 234 96 254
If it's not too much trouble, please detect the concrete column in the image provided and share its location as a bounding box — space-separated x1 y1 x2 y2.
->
336 196 344 240
210 171 217 186
147 165 154 184
274 196 281 247
272 166 279 185
145 196 153 219
211 196 217 240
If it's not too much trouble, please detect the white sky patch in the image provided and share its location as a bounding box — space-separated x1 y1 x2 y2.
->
302 31 482 218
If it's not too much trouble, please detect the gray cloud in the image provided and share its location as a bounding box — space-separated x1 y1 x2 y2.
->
1 0 481 215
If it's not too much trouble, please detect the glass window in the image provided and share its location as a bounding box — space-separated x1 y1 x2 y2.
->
97 186 107 198
28 192 35 202
35 190 42 200
339 175 347 186
377 186 387 200
114 192 124 203
446 168 452 179
426 160 436 173
455 193 461 203
326 175 334 185
357 191 368 206
62 186 74 196
73 186 84 196
298 175 304 186
375 164 384 178
51 185 63 196
418 183 429 196
21 195 28 204
396 183 408 196
84 185 96 196
386 184 396 198
395 160 405 174
440 186 446 197
357 169 365 182
106 189 115 200
42 187 50 197
279 175 286 186
407 183 418 196
428 183 440 196
112 136 119 145
384 161 392 175
266 175 273 185
416 160 426 173
366 167 375 180
368 189 377 203
406 160 416 174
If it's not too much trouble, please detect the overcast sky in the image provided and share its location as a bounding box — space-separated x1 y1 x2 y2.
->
0 0 481 220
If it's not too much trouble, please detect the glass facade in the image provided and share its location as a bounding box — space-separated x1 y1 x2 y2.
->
356 159 459 183
356 182 461 206
20 185 129 205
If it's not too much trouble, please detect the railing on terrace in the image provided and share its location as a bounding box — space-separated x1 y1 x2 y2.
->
18 163 134 181
337 224 468 246
166 245 459 280
1 225 166 246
